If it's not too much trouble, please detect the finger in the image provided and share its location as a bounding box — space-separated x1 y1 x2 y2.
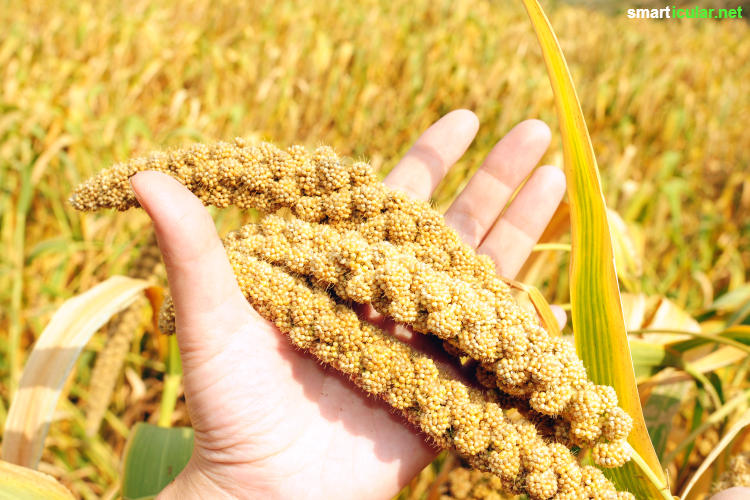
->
709 487 750 500
443 119 551 247
479 165 566 278
384 109 479 200
130 171 253 349
551 305 568 330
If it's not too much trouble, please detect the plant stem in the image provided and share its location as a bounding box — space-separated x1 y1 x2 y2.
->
627 444 674 500
629 328 750 355
664 388 750 464
9 165 33 397
158 335 182 427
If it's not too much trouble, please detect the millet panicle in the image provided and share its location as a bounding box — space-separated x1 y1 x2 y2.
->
72 139 637 498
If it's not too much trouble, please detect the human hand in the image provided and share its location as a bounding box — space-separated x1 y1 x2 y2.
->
135 110 565 500
709 487 750 500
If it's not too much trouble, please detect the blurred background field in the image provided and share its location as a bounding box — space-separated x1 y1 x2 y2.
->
0 0 748 498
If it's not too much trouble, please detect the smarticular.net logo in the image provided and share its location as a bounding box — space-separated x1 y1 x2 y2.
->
627 5 743 18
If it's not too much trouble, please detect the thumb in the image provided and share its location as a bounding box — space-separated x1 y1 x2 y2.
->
130 171 253 353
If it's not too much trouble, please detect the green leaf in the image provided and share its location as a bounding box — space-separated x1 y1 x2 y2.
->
641 375 692 460
157 335 183 427
518 1 670 497
628 339 673 380
0 460 75 500
707 284 750 311
668 325 750 353
122 423 194 500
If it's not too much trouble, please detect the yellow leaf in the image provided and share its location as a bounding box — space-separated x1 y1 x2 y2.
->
502 277 562 337
691 346 747 374
0 459 75 499
519 1 669 497
607 208 643 288
1 276 150 468
621 292 648 331
647 296 701 343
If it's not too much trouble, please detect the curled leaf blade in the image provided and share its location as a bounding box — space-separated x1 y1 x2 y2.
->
1 276 149 468
519 1 669 497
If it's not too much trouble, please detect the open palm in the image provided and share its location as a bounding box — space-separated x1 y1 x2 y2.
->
137 111 566 500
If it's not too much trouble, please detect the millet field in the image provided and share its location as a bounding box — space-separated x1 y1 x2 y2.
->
0 0 748 498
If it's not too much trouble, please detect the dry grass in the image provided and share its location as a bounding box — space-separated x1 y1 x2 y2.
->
0 0 748 498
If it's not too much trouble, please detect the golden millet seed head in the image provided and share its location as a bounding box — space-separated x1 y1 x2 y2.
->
711 451 750 493
238 211 631 455
77 139 634 499
592 440 632 469
525 469 558 499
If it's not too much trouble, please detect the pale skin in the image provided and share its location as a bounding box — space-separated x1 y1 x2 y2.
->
129 110 746 500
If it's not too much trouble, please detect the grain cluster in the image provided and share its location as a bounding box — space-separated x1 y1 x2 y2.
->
85 234 162 436
439 461 633 500
72 139 636 499
711 451 750 493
